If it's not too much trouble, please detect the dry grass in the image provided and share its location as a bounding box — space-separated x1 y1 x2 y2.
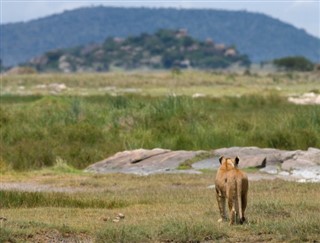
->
1 171 319 242
2 70 319 97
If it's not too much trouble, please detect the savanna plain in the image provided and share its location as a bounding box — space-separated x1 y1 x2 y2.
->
1 70 320 242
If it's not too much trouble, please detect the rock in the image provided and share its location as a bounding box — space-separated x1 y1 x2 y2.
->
85 148 170 173
85 148 205 175
288 92 320 105
214 147 280 166
112 218 120 223
214 146 277 157
192 93 206 98
0 216 7 221
281 148 320 170
112 213 125 223
236 156 266 169
282 159 316 171
213 146 315 166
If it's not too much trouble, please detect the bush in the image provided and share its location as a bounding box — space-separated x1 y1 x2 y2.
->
273 56 314 71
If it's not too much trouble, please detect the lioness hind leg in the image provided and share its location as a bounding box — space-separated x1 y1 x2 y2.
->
228 199 236 225
229 208 236 225
216 193 227 222
240 194 247 224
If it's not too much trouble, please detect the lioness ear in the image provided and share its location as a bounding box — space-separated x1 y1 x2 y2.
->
235 156 239 165
219 156 223 164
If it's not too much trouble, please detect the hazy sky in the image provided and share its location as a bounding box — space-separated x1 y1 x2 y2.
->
1 0 319 38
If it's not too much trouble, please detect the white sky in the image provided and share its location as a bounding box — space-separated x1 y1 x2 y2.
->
1 0 319 38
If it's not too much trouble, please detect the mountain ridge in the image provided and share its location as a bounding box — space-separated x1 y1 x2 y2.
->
2 6 320 66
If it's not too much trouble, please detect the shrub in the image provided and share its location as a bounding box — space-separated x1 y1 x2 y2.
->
273 56 314 71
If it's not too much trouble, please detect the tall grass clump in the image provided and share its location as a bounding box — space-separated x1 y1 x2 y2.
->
0 190 129 209
1 93 319 170
96 225 152 242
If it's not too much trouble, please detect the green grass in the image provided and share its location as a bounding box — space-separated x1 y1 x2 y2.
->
1 92 320 171
0 172 319 242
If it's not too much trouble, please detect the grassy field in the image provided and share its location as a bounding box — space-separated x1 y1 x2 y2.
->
1 170 319 242
1 71 320 242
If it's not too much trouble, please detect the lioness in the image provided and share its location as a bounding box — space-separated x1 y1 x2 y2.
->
215 156 248 225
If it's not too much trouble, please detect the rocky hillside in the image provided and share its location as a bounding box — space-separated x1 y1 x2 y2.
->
2 6 319 66
26 29 249 72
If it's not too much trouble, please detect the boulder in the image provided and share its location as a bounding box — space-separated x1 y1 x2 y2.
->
214 147 281 166
281 148 320 170
288 92 320 105
237 156 266 169
282 159 315 171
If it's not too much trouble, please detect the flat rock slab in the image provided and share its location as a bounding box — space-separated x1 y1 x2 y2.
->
85 148 205 175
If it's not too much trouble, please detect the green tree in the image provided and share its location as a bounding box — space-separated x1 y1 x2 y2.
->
273 56 314 71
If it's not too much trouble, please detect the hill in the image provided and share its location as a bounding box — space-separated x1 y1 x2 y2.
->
1 6 319 66
26 29 250 72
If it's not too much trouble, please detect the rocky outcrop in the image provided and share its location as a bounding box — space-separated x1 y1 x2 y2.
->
85 147 320 182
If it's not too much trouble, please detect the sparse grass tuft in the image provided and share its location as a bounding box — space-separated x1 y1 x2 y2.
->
178 151 212 170
51 157 81 174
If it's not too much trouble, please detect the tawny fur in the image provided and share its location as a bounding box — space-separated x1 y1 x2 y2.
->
215 156 248 225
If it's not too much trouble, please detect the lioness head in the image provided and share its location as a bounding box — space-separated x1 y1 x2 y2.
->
219 156 239 169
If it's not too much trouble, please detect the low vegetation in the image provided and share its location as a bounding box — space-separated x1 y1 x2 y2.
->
0 172 319 242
